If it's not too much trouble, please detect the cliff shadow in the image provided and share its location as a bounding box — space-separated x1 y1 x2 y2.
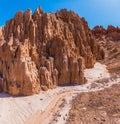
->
0 92 28 98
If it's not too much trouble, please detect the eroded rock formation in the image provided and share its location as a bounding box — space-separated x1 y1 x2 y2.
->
92 25 120 41
92 25 120 74
0 7 104 95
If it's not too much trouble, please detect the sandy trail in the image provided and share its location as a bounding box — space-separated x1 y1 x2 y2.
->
26 90 74 124
25 76 119 124
0 62 119 124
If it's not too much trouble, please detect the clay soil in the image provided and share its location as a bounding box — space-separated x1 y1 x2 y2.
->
102 40 120 75
67 82 120 124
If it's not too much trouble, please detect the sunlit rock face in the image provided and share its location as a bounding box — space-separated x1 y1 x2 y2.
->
92 25 120 41
0 7 104 95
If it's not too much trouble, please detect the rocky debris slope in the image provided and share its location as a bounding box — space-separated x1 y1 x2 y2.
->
67 82 120 124
0 7 104 95
92 26 120 74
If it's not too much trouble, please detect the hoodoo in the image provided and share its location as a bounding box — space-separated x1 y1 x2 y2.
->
0 7 104 95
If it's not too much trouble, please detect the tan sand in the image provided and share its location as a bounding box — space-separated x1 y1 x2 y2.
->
0 62 119 124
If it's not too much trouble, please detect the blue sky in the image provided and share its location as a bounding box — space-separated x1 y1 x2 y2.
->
0 0 120 28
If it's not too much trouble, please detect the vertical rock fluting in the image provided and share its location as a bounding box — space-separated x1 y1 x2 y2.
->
92 25 120 41
0 7 104 95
